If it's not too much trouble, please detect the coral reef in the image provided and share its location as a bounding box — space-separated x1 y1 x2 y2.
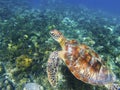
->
62 17 78 28
16 55 32 71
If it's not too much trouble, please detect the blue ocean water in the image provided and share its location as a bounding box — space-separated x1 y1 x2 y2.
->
30 0 120 16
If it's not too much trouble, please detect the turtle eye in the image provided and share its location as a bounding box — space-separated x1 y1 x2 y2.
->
50 32 56 37
50 32 54 36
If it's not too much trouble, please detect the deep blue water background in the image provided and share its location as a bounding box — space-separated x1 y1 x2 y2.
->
29 0 120 16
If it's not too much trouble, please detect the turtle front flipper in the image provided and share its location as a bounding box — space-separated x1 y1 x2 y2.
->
47 51 60 87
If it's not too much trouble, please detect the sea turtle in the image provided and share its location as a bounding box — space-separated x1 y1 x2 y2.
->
47 29 120 90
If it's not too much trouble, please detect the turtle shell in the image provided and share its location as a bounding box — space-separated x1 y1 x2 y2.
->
62 40 115 85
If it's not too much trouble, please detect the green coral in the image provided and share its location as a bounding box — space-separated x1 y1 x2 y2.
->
16 55 32 71
47 25 56 30
7 43 18 52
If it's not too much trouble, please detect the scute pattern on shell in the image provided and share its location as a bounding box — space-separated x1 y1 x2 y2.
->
63 40 115 85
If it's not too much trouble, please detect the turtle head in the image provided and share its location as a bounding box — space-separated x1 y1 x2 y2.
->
49 29 64 43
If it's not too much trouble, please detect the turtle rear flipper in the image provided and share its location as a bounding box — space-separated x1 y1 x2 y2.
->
47 51 60 87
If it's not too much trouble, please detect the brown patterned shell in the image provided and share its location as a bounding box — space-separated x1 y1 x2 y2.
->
60 39 115 85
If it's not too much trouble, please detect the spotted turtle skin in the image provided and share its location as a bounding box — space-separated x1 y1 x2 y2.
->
47 29 120 90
